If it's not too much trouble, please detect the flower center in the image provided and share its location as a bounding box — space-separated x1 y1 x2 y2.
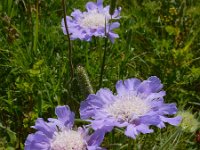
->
79 10 109 29
51 130 86 150
103 95 151 121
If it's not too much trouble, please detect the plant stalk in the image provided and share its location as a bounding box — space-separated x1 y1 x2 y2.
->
99 19 108 88
62 0 74 80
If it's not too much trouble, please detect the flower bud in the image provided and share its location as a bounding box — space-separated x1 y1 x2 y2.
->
178 111 199 133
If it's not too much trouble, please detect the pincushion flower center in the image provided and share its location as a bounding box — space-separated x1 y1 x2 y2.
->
104 95 151 121
79 10 108 29
51 130 86 150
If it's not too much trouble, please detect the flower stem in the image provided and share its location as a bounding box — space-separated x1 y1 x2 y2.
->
85 45 89 72
128 138 133 150
62 0 74 80
99 37 108 88
99 18 109 88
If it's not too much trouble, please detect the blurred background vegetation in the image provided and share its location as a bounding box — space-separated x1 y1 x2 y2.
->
0 0 200 149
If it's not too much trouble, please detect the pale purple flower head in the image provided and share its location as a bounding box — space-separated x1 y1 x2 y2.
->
25 105 105 150
80 76 182 139
61 0 121 43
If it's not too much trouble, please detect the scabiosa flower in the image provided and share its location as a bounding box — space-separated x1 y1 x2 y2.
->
25 105 105 150
61 0 121 43
80 76 182 139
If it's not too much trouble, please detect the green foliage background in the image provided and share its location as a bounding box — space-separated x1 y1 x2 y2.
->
0 0 200 149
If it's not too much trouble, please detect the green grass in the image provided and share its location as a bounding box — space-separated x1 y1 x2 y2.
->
0 0 200 149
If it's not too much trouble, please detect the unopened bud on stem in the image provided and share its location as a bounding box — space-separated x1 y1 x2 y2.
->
76 65 94 98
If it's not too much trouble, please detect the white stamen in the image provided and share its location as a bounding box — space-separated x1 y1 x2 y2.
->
51 130 86 150
103 94 151 121
79 10 109 29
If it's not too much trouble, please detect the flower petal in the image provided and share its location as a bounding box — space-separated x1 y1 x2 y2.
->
158 103 178 115
110 22 120 30
137 76 163 95
32 118 56 138
55 105 75 128
139 115 160 125
136 124 153 134
71 9 83 20
90 119 114 132
116 78 141 96
112 7 121 19
108 32 119 43
146 91 166 101
125 124 138 139
80 95 104 119
87 129 106 147
97 0 103 10
96 88 115 104
116 80 128 96
86 2 97 12
24 131 50 150
80 88 115 119
160 116 182 126
124 78 141 92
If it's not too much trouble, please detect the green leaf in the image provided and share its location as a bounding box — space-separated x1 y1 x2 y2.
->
0 123 16 144
165 26 177 35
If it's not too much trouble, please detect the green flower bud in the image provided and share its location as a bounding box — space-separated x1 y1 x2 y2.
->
178 111 199 133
